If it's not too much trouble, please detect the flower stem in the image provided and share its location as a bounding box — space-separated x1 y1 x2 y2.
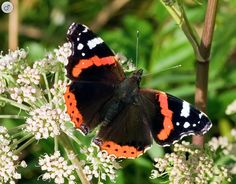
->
15 137 35 154
54 72 59 84
9 124 26 133
11 133 33 148
192 0 218 146
0 96 30 111
42 73 52 104
54 136 59 151
161 0 201 60
59 133 90 184
0 115 26 119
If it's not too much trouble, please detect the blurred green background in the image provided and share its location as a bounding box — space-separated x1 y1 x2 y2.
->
1 0 236 183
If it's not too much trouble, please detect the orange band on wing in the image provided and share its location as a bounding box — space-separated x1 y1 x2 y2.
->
72 56 115 77
100 141 143 158
64 86 83 128
156 92 174 140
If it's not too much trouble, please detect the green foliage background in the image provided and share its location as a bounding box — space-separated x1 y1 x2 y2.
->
1 0 236 183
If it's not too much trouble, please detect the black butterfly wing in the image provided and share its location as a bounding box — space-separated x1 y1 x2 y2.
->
64 23 125 134
139 89 212 146
66 23 125 82
94 103 152 158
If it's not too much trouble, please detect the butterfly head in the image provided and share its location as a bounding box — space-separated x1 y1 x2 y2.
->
131 69 143 84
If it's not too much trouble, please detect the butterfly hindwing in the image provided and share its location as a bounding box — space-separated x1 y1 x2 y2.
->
140 89 212 146
64 81 115 134
94 103 152 158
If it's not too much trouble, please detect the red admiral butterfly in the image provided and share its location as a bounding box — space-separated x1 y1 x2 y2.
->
64 23 212 158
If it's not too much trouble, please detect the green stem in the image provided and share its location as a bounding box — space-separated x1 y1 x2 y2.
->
15 137 35 154
59 133 90 184
160 1 182 24
54 72 59 84
9 124 27 132
65 132 82 146
54 136 59 151
11 131 26 139
160 0 202 60
176 0 201 59
42 73 52 104
0 96 30 111
0 115 27 119
11 134 33 148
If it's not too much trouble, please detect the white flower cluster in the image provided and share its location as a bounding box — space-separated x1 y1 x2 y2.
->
25 104 69 140
9 86 37 104
231 129 236 138
39 151 76 184
0 126 27 184
150 141 231 184
226 99 236 115
81 145 121 183
208 136 232 155
50 80 67 106
0 49 27 72
16 66 40 86
33 43 70 73
33 56 55 73
115 53 136 72
54 42 71 65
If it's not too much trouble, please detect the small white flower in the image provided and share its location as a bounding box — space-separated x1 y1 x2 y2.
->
81 145 120 182
54 42 71 65
226 99 236 115
0 126 27 183
16 66 40 86
39 151 76 184
0 49 27 73
115 53 136 72
50 80 68 107
25 104 68 139
231 129 236 138
208 137 232 154
9 86 37 104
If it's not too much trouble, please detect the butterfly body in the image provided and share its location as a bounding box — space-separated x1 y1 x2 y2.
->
64 23 212 158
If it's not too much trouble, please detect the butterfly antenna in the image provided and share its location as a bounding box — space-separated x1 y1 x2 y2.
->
142 64 182 77
135 30 140 67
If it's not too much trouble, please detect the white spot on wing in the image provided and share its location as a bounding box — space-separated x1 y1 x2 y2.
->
82 53 85 56
87 37 104 49
193 124 196 127
82 25 89 32
77 43 84 50
180 101 190 118
67 22 75 34
176 122 180 126
183 122 190 128
199 112 204 119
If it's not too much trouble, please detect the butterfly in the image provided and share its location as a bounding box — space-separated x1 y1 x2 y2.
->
64 23 212 159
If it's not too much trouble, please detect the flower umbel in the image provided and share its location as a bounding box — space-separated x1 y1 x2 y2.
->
81 145 121 183
25 104 69 140
39 151 76 184
150 141 231 184
0 126 27 184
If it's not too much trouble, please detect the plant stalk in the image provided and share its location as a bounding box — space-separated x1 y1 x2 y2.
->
192 0 218 146
59 133 90 184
